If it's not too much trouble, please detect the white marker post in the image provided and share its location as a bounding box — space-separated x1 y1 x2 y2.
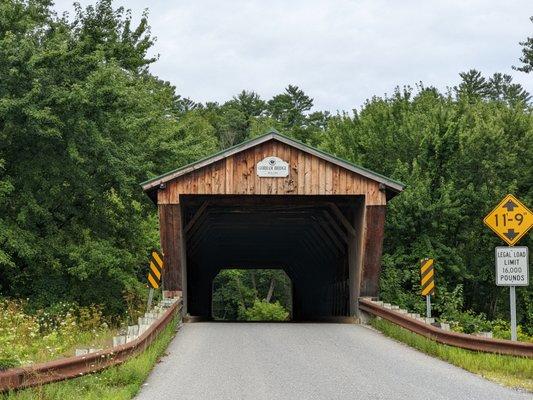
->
495 246 529 341
147 288 154 311
426 295 431 318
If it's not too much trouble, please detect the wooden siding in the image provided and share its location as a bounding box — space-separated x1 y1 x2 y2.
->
158 204 183 291
360 205 387 297
157 140 386 205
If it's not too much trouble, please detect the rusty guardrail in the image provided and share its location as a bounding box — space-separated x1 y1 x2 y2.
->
0 298 182 392
359 298 533 357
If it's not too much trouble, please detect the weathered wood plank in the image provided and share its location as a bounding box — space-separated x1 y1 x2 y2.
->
360 205 386 297
225 157 233 194
297 150 305 194
158 204 182 290
304 153 312 194
345 169 352 194
289 147 298 194
325 163 333 194
311 156 319 194
158 187 169 204
339 168 347 194
318 159 326 195
332 166 340 194
253 145 261 194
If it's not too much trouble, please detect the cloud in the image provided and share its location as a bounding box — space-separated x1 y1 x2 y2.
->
53 0 532 112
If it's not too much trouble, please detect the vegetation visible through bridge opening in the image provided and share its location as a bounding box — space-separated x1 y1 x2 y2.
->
212 269 292 321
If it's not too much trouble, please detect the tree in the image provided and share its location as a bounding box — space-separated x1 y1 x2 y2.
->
455 69 490 100
267 85 325 144
487 73 531 105
513 16 533 73
0 0 218 314
212 269 292 320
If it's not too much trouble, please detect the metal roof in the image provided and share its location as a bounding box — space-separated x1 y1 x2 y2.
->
141 130 405 194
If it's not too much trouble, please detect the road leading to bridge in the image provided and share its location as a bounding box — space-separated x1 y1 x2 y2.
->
136 323 529 400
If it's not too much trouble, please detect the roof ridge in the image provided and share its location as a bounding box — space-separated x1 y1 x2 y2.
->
140 129 405 192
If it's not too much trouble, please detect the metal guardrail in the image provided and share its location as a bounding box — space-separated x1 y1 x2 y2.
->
359 298 533 357
0 298 182 392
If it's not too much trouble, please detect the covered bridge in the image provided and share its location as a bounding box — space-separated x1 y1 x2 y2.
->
141 130 404 320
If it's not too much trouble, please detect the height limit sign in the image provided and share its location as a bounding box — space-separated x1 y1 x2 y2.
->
483 194 532 246
495 247 529 286
484 194 531 341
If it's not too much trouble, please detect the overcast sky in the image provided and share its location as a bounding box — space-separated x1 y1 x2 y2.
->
52 0 532 112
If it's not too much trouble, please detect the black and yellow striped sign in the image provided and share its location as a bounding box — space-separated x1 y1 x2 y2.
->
147 249 164 289
420 258 435 296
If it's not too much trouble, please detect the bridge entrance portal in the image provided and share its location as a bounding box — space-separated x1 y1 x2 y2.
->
141 131 403 321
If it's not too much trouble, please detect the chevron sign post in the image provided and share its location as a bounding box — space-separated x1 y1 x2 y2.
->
420 258 435 318
146 249 164 310
483 194 532 341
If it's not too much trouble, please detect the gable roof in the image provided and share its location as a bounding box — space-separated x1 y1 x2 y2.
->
141 130 405 196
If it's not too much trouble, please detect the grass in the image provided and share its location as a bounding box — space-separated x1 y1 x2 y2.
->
371 318 533 392
1 315 180 400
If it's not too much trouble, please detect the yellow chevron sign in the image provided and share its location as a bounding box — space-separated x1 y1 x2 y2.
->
420 258 435 296
147 249 164 289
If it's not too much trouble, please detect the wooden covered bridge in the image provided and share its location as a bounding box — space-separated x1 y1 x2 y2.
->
141 130 404 320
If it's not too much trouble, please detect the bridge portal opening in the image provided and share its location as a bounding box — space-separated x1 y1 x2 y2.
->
212 268 292 321
183 195 365 321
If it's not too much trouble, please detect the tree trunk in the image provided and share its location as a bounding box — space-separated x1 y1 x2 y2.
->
251 271 258 299
266 278 275 303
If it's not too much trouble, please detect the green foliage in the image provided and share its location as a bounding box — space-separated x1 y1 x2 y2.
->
513 16 533 73
0 0 216 314
0 358 19 371
371 318 533 391
240 300 289 321
0 314 179 400
319 79 533 332
490 319 533 342
212 269 292 321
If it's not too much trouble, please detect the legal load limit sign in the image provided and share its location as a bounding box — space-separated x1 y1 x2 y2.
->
495 246 529 286
483 194 533 246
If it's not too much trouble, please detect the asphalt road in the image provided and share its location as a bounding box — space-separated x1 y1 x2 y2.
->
136 322 530 400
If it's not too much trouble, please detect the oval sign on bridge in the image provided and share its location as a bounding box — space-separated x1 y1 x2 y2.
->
256 156 289 177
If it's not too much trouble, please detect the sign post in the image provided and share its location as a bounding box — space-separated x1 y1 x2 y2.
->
484 194 532 342
495 246 529 341
510 286 516 341
420 258 435 318
147 249 164 310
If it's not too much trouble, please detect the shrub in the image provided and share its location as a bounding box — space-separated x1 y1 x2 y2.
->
239 300 289 321
0 357 19 371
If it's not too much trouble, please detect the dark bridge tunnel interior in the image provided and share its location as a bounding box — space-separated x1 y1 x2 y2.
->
182 195 364 320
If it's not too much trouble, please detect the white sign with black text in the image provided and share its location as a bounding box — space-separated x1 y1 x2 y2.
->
256 156 289 177
495 246 529 286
